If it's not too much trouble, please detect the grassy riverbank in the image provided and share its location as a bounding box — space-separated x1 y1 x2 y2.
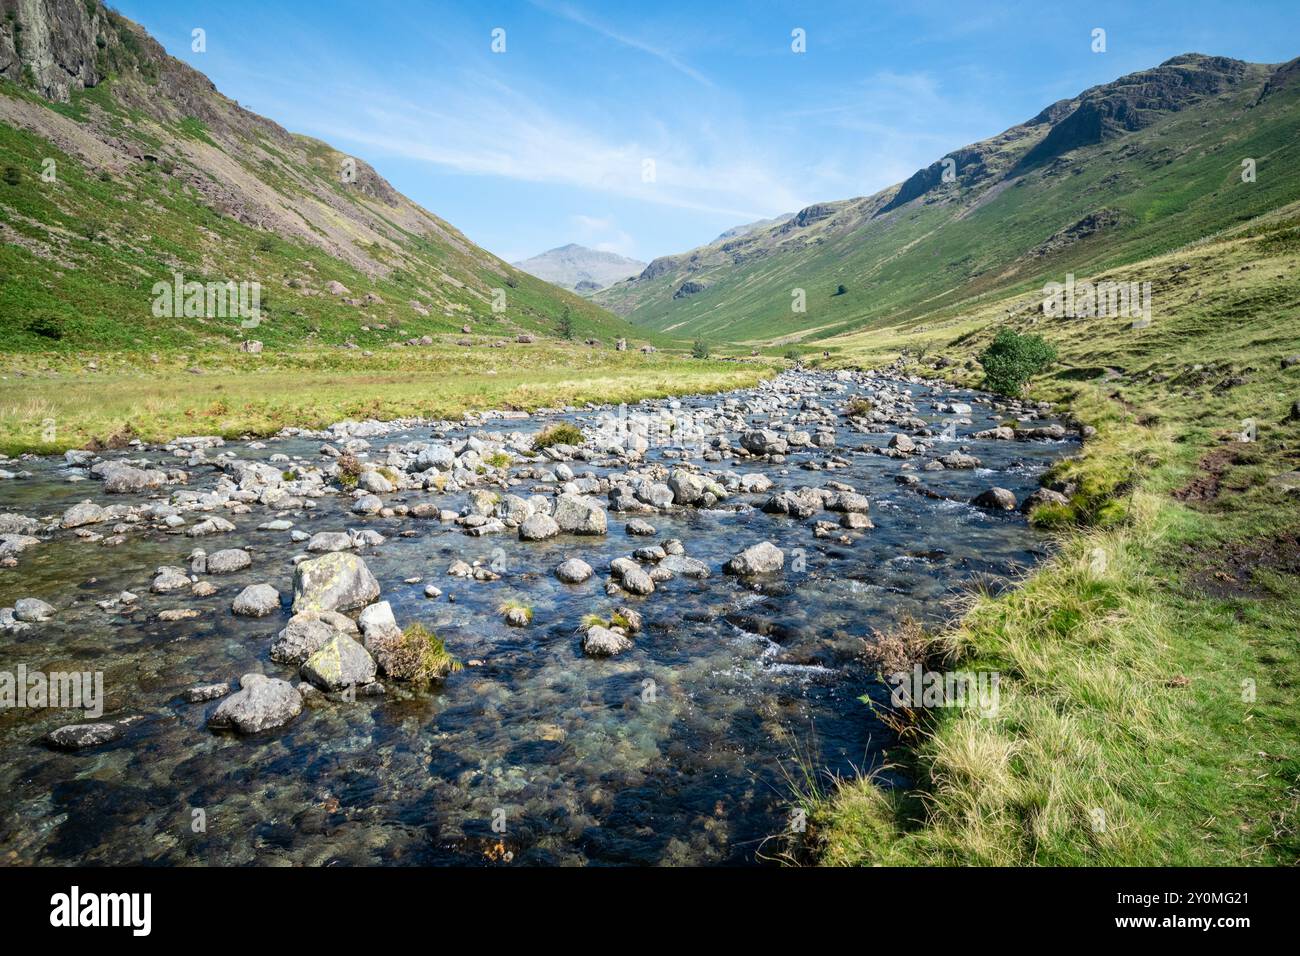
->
803 209 1300 865
0 343 778 455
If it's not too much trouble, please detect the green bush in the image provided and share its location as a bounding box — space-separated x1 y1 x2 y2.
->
386 623 462 684
532 422 583 449
691 339 710 359
977 329 1058 396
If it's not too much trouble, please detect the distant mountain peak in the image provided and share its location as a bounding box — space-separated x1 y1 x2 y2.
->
513 244 646 295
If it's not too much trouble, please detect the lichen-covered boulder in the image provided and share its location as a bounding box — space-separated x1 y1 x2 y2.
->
301 635 377 691
292 553 380 613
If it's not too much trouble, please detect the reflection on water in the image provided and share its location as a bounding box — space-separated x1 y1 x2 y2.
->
0 373 1074 865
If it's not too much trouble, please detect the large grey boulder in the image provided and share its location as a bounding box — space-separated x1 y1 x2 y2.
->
554 494 607 535
14 598 55 623
208 674 303 734
271 611 356 665
62 500 106 529
659 554 710 578
556 558 594 584
741 430 788 456
763 488 822 519
611 557 655 596
232 584 280 617
357 470 394 494
102 463 168 494
668 469 707 505
417 445 455 471
887 433 916 453
0 513 40 535
206 548 252 574
972 487 1017 511
583 625 633 657
150 566 192 594
292 553 380 613
307 531 354 553
724 541 785 576
826 491 870 514
519 513 560 541
301 635 377 691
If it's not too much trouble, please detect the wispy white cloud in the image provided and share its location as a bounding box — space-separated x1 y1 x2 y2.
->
570 214 637 257
529 0 714 87
309 75 803 221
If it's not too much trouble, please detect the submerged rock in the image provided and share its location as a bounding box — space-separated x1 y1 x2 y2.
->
185 683 231 703
44 723 122 750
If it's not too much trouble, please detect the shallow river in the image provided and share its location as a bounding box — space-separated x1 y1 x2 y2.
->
0 371 1075 865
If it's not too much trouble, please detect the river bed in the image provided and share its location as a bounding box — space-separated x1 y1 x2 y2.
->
0 369 1077 865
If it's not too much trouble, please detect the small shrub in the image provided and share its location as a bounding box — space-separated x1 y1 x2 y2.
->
557 306 574 340
336 452 362 488
846 396 874 418
532 422 583 450
386 623 462 684
486 451 511 469
25 314 63 340
691 340 710 359
499 599 533 623
784 348 802 361
2 166 21 186
833 284 847 296
977 329 1058 396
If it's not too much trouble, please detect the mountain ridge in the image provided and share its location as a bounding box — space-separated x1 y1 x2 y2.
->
0 0 643 350
594 52 1300 344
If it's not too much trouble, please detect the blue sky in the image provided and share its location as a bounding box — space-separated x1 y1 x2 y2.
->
115 0 1300 264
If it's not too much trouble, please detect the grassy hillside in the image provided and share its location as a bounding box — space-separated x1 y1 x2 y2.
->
796 205 1300 865
0 2 648 352
598 54 1300 347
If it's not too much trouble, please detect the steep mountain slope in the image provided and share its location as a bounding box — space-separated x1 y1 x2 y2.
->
711 213 793 244
596 54 1300 344
512 243 645 294
0 0 640 351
